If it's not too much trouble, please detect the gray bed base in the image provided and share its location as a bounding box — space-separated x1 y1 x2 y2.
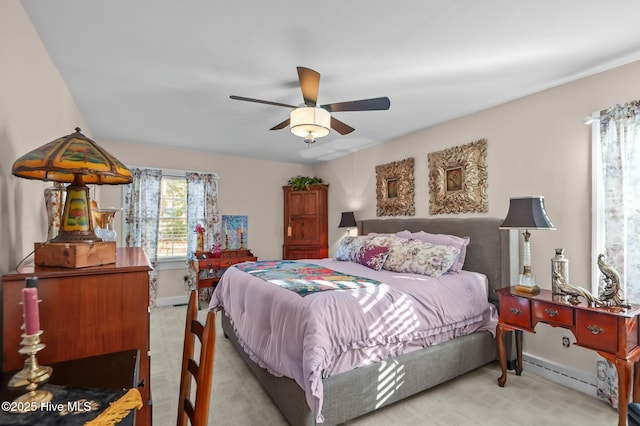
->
221 217 514 425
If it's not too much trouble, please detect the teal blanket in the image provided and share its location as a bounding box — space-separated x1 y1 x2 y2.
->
234 260 382 296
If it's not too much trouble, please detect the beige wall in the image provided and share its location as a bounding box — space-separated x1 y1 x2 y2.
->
4 0 640 381
0 0 310 303
314 59 640 375
0 0 89 275
96 141 309 300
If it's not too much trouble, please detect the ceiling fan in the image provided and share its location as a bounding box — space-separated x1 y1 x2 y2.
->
230 67 390 145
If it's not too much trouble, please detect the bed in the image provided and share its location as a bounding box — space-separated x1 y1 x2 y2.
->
210 217 514 425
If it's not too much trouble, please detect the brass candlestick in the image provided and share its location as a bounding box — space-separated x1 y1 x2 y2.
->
240 232 244 249
8 330 53 412
225 233 229 250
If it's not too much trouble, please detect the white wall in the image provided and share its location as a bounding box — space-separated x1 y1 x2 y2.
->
313 59 640 376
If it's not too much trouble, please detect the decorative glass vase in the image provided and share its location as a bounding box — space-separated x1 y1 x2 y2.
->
196 233 205 252
44 182 66 241
92 208 119 241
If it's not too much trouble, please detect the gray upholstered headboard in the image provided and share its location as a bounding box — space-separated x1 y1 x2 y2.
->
358 217 512 306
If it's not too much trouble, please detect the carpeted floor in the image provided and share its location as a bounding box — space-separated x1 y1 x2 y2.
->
150 304 618 425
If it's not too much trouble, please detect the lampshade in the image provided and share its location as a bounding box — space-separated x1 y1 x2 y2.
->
338 211 357 228
12 127 132 184
12 127 132 242
290 107 331 141
499 196 555 230
499 196 555 295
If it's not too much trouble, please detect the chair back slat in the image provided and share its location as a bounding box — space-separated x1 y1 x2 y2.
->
177 291 216 426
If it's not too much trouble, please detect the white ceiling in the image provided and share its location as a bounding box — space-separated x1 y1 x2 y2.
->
20 0 640 165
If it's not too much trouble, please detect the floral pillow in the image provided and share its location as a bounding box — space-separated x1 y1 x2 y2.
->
335 236 390 271
382 237 460 277
355 244 390 271
334 236 365 262
396 230 470 274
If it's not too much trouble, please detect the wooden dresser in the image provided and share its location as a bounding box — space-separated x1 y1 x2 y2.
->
283 184 328 260
1 247 152 426
192 248 257 291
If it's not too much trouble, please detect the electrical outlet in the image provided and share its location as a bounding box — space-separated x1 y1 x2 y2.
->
562 336 571 348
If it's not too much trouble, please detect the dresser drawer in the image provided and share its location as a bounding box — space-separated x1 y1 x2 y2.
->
576 310 618 352
197 259 221 270
501 295 531 329
532 301 573 327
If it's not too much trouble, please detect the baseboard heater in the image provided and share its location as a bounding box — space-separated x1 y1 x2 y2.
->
522 353 597 397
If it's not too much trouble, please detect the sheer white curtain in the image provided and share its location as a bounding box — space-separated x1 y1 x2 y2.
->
185 172 220 299
122 168 162 305
594 99 640 408
599 100 640 302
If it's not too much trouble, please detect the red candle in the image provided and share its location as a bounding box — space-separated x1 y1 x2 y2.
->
22 287 40 335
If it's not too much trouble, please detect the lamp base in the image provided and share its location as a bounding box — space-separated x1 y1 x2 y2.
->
34 241 116 268
514 284 541 295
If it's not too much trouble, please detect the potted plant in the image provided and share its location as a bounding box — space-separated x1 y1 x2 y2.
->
287 176 325 191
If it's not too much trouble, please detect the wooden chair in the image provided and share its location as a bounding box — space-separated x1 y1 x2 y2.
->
177 291 216 426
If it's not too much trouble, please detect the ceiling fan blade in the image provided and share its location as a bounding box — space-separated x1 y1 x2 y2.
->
270 118 290 131
322 97 391 112
331 117 355 135
297 67 320 107
230 95 296 109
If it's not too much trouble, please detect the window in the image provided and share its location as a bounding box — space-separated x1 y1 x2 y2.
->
591 99 640 408
123 167 220 264
158 176 188 259
592 100 640 301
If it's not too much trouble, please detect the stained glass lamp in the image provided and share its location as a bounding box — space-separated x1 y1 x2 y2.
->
12 128 132 242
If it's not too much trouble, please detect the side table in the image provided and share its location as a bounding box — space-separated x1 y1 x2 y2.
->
496 287 640 426
192 249 257 303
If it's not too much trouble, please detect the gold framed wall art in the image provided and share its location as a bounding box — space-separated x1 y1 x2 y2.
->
375 157 415 216
427 139 488 215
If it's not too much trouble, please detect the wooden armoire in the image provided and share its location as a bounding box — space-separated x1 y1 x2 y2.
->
283 184 328 259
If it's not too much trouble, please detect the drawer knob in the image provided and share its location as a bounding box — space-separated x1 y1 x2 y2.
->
509 307 521 315
544 308 559 317
587 325 604 335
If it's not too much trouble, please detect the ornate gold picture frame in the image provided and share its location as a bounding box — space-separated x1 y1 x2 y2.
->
376 157 415 216
427 139 488 215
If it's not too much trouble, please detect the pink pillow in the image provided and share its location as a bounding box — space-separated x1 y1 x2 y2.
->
395 230 470 273
355 244 390 271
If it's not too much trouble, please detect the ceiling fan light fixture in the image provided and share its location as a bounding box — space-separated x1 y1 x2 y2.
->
290 107 330 140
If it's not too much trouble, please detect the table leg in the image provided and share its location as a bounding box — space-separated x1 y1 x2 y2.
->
634 361 640 403
497 324 508 387
515 330 523 376
614 357 632 426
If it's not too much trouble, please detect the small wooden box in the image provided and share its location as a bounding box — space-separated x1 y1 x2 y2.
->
34 241 117 268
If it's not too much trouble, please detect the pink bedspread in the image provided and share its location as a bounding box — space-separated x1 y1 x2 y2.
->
209 259 498 423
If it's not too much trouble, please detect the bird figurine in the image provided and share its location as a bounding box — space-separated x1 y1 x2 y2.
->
596 253 630 308
553 273 599 306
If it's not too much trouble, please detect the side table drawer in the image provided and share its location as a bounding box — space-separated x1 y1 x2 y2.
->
501 296 531 329
198 259 221 270
576 310 618 352
532 301 573 327
221 257 257 268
